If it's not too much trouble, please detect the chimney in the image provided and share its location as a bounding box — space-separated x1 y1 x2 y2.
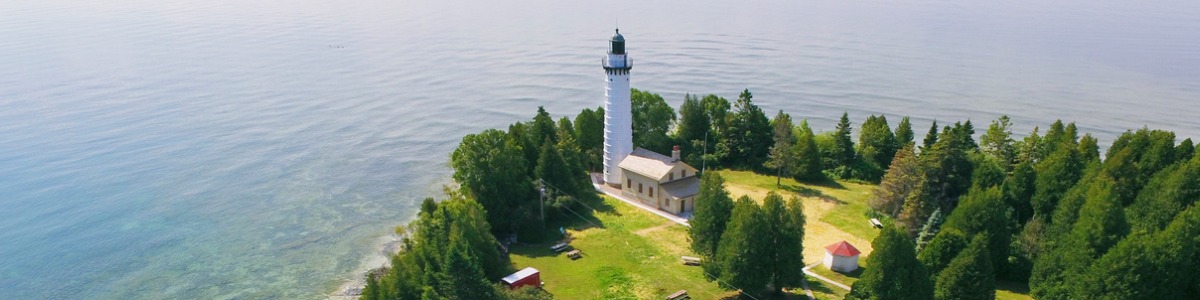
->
671 145 681 162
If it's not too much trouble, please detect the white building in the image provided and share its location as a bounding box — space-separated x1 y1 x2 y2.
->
602 29 633 187
618 146 700 214
823 240 861 273
600 30 701 215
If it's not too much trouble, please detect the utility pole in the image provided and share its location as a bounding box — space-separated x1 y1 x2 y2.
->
539 180 546 223
702 131 708 174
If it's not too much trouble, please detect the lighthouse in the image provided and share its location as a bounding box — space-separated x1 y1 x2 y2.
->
602 29 633 187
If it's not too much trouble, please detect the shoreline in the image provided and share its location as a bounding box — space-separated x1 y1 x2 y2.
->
326 232 405 299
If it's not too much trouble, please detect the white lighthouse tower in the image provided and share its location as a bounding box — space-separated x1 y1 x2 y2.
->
602 29 633 187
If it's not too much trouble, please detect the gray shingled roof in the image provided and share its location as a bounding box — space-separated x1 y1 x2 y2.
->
661 176 700 199
618 148 694 181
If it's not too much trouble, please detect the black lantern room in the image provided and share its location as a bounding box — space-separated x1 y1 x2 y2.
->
609 29 625 54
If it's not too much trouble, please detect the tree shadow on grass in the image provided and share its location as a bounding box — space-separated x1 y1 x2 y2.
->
780 183 846 205
807 278 839 298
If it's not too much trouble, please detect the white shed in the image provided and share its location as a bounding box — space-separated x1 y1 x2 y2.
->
823 240 861 273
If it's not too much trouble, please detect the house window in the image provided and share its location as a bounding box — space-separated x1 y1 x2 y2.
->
669 173 674 181
682 170 687 177
627 179 631 189
638 183 643 194
666 198 671 207
650 187 654 198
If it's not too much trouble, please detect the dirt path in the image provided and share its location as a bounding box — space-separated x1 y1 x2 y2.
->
634 222 676 236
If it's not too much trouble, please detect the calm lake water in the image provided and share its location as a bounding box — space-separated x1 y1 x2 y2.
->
1 0 1198 298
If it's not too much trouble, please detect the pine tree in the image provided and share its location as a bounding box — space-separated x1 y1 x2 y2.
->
939 187 1011 276
918 229 967 276
715 196 771 294
831 112 857 170
439 230 501 300
870 144 920 216
689 173 735 272
573 107 605 171
921 120 939 153
895 116 915 148
674 94 709 166
726 89 772 170
858 115 898 172
793 119 824 181
765 110 797 186
933 235 995 300
980 115 1017 170
762 192 806 295
846 225 933 300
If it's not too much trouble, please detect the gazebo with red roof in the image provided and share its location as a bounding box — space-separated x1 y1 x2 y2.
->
823 240 861 273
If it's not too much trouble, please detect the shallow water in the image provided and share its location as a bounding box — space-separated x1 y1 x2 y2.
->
1 0 1197 298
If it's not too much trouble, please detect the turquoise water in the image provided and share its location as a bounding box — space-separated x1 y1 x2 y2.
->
1 0 1198 298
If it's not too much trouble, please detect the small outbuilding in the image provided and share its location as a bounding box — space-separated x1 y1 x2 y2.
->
501 267 542 289
823 241 861 273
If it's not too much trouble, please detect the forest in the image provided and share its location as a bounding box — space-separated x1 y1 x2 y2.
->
361 88 1200 300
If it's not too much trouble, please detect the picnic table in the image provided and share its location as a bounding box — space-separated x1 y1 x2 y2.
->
680 256 701 266
666 290 690 300
566 249 582 260
551 242 571 253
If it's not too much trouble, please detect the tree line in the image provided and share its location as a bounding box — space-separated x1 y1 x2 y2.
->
363 85 1199 299
688 173 807 298
851 118 1199 300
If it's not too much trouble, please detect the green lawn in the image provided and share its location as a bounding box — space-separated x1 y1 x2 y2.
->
508 195 736 299
716 170 1033 300
716 170 878 263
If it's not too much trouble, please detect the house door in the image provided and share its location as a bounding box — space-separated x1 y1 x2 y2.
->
681 200 687 213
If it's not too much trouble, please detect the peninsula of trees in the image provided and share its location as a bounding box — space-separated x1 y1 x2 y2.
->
362 88 1199 300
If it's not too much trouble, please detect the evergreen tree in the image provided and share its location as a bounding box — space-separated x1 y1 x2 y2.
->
1079 204 1200 299
921 120 939 153
700 94 731 167
1016 127 1043 164
933 235 995 300
792 119 824 181
980 115 1017 170
530 106 558 148
832 112 857 169
895 116 915 148
1031 145 1083 220
1003 160 1037 226
573 107 605 171
440 230 501 300
689 172 735 272
726 89 772 170
918 229 967 276
762 192 806 295
939 187 1011 275
1126 158 1200 232
1176 138 1195 162
846 226 933 300
1077 134 1100 164
765 110 797 186
858 115 898 172
870 143 920 216
674 94 709 166
715 196 771 294
915 208 944 252
898 180 934 237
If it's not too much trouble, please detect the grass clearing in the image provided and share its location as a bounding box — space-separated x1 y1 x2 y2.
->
716 170 877 264
508 195 735 300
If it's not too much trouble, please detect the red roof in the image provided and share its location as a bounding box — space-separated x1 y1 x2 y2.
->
825 241 861 256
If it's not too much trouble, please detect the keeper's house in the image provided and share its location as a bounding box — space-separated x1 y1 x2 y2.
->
618 146 699 215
